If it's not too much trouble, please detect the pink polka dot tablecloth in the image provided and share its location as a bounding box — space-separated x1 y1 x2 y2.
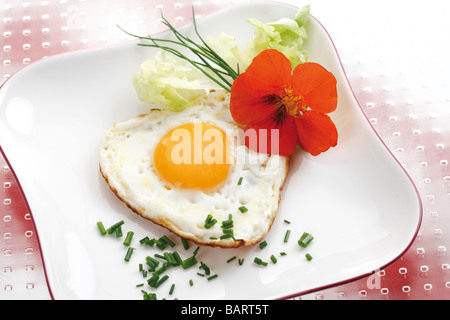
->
1 0 449 300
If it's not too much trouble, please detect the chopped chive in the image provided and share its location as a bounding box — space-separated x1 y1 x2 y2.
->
139 263 143 272
146 256 160 269
96 221 107 236
199 262 211 275
284 230 291 243
280 252 287 256
172 251 183 265
189 279 194 286
222 214 233 225
169 283 175 295
222 229 234 236
305 253 313 261
107 220 124 234
207 274 218 281
209 237 218 240
155 275 169 288
221 220 233 229
284 220 291 224
270 254 277 264
238 177 243 185
139 236 155 246
160 235 176 248
221 215 236 242
115 225 122 238
238 258 244 265
204 214 217 229
142 291 157 300
154 253 165 260
196 273 205 277
181 238 190 250
124 247 134 262
142 270 147 277
163 252 178 266
155 238 167 250
193 246 200 256
181 255 198 269
227 256 237 263
136 283 144 287
238 206 248 214
123 231 134 246
298 232 314 248
259 240 268 250
147 274 159 287
154 264 167 275
254 257 268 267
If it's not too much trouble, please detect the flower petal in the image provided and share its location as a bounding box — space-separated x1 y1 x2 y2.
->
230 49 293 125
229 72 276 125
242 49 293 94
292 62 337 114
244 118 298 157
295 110 338 156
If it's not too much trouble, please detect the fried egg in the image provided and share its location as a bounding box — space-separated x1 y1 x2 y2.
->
99 91 289 248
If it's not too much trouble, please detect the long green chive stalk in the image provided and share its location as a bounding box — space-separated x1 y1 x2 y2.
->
118 7 239 92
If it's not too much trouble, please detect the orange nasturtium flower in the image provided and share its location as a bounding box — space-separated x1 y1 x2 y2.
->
230 49 338 157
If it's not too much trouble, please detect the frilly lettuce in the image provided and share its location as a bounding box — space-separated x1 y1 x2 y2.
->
133 5 310 111
132 51 221 112
206 4 310 72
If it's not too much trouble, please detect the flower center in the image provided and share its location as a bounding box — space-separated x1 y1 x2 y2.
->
279 86 305 117
265 86 306 126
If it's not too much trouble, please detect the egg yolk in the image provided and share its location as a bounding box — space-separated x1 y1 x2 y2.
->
153 122 231 190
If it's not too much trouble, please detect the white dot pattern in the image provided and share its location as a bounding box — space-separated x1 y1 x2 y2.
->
1 0 450 300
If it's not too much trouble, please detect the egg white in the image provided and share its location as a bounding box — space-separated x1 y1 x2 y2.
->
99 91 289 247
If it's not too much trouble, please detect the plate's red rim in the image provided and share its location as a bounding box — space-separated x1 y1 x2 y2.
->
0 0 423 300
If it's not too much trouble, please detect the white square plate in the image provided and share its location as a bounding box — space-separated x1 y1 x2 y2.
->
0 1 422 300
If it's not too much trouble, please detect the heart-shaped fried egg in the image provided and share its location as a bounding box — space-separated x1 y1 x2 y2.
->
99 91 289 248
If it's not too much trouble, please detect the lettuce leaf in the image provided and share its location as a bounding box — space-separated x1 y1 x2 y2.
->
132 51 221 112
206 4 310 71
